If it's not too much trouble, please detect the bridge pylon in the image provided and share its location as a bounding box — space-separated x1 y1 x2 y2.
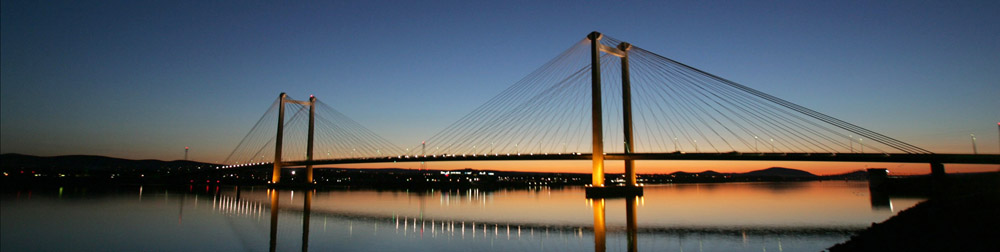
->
619 41 636 188
586 31 643 198
271 93 317 184
588 31 605 188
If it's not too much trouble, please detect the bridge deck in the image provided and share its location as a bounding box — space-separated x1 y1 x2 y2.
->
276 153 999 167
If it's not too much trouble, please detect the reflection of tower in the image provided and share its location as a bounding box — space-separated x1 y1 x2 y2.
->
591 199 606 252
268 189 279 252
626 196 638 252
590 197 639 252
178 194 185 224
184 147 189 161
869 187 892 211
302 190 312 252
268 189 314 252
419 192 426 237
867 169 892 210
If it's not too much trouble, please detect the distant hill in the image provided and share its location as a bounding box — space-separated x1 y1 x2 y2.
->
738 167 818 178
641 167 871 183
821 170 869 180
1 153 223 185
667 167 817 178
700 170 723 176
0 153 216 171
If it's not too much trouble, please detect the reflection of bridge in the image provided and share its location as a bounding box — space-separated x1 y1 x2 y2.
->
221 32 999 197
246 189 638 252
211 187 874 252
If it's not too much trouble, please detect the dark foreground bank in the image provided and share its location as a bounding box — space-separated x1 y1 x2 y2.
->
828 172 1000 252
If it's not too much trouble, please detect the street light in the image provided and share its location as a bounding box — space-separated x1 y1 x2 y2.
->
849 135 854 153
970 134 978 154
754 136 758 152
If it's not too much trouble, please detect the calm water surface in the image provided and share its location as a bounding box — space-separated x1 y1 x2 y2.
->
2 181 921 252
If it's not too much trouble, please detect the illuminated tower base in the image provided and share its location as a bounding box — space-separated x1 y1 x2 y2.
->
585 186 644 198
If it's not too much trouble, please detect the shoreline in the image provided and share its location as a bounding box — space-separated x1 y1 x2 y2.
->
828 172 999 251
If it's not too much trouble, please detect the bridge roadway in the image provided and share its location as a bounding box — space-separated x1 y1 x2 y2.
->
278 152 1000 167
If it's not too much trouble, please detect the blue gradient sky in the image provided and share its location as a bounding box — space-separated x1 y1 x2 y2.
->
2 0 998 171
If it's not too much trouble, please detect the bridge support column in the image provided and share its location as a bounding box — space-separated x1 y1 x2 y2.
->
867 168 889 190
589 31 605 187
930 162 948 194
619 42 637 187
272 93 287 184
930 162 945 178
306 96 316 184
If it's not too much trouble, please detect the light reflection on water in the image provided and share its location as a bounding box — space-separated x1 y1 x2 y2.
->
1 181 921 252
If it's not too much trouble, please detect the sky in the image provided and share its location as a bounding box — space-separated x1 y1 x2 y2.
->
2 0 998 175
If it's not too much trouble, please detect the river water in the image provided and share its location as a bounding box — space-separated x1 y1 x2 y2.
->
2 181 920 252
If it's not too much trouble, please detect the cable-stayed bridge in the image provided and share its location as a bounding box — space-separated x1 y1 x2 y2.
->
220 32 998 195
